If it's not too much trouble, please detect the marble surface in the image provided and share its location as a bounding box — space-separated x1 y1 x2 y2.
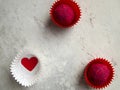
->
0 0 120 90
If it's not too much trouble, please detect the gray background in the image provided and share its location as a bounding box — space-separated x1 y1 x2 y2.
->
0 0 120 90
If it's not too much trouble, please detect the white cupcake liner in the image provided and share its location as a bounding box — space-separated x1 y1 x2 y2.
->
10 49 41 87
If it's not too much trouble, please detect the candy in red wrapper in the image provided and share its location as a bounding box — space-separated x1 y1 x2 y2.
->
50 0 81 28
84 58 114 89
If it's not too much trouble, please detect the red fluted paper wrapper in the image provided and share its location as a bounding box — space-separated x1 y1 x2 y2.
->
50 0 81 28
84 58 114 89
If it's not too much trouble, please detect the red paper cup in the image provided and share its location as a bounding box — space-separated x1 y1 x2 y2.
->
50 0 81 28
84 58 114 89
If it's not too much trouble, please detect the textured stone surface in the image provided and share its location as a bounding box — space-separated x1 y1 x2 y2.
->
0 0 120 90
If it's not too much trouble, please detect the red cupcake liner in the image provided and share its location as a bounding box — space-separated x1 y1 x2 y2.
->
84 58 114 89
50 0 81 28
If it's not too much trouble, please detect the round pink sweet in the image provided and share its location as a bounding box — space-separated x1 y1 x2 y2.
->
53 4 75 26
87 63 110 86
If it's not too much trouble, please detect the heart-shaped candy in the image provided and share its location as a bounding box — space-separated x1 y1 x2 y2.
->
21 57 38 71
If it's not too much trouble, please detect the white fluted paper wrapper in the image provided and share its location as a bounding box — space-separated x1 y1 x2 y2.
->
10 49 41 87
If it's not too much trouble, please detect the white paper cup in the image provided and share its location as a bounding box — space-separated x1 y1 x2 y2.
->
10 49 41 87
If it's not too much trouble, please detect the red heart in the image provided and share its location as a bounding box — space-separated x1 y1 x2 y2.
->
21 57 38 71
